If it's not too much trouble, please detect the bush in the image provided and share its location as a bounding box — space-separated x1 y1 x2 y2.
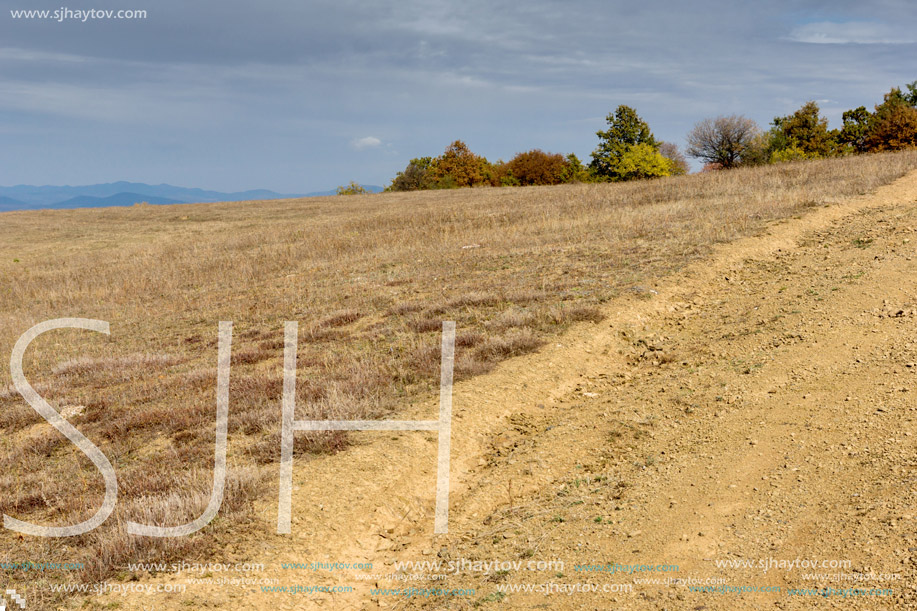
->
488 161 519 187
614 143 675 180
428 141 491 188
559 153 593 183
505 149 570 185
388 157 433 191
769 145 815 164
336 181 369 195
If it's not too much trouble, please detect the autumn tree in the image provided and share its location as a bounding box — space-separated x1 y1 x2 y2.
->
428 140 490 188
505 149 570 185
864 90 917 151
590 105 660 180
686 115 760 169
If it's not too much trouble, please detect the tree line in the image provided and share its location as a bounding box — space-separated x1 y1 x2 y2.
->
373 80 917 193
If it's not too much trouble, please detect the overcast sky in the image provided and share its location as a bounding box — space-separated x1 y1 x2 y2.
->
1 0 915 192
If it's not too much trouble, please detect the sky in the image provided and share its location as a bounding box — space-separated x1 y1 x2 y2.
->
0 0 915 193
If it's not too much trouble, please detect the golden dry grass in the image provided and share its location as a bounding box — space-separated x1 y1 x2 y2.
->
1 151 916 603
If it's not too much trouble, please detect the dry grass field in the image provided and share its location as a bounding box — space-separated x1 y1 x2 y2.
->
2 151 917 606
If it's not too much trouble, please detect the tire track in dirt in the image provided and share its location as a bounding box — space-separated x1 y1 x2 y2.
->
404 171 917 611
92 171 917 610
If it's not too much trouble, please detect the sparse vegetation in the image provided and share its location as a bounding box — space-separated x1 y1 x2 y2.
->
336 181 369 195
687 82 917 170
0 150 916 599
385 81 917 192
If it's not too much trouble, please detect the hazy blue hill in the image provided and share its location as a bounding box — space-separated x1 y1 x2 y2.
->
0 182 304 209
0 196 30 210
51 192 186 208
0 182 382 212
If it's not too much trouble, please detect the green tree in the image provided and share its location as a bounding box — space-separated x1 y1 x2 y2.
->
589 105 659 180
738 132 774 166
837 106 871 154
771 101 835 158
559 153 593 183
905 81 917 107
387 157 434 191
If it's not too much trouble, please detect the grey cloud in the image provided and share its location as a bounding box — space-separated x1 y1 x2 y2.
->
788 21 917 44
0 0 915 191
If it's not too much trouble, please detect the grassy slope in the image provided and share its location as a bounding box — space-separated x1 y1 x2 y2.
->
1 151 916 605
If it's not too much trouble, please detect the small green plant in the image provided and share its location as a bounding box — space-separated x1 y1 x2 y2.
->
336 181 369 195
474 591 507 607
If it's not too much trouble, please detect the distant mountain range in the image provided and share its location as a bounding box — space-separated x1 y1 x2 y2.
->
53 192 187 208
0 182 385 212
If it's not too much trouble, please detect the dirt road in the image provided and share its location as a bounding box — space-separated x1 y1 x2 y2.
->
94 171 917 610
